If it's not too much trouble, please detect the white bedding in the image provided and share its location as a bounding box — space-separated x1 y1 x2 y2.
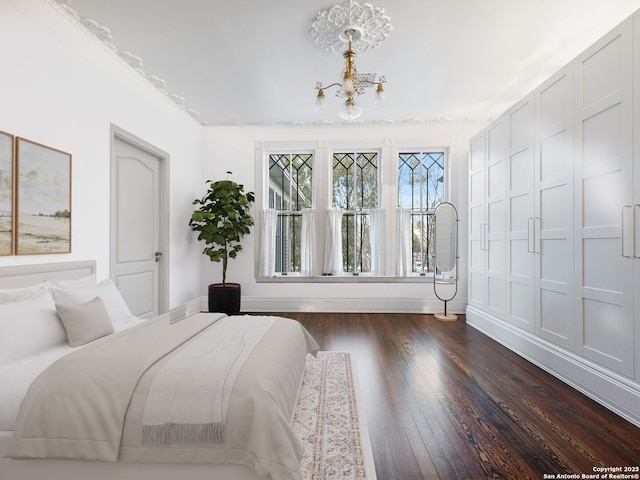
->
0 317 146 432
6 313 319 480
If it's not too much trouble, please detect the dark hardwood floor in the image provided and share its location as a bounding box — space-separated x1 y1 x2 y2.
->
268 312 640 479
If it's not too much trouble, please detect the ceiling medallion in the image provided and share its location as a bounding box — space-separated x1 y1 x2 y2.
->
310 0 392 54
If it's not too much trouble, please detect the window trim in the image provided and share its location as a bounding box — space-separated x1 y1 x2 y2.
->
330 148 381 275
398 150 447 277
254 139 451 283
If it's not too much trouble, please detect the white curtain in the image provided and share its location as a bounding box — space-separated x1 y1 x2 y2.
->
365 208 386 276
323 208 343 276
396 207 413 276
259 209 278 277
300 209 315 276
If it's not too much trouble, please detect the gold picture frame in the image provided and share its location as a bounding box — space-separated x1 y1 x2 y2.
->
0 130 14 256
16 137 71 255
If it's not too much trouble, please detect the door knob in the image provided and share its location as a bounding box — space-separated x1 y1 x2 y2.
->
154 251 163 262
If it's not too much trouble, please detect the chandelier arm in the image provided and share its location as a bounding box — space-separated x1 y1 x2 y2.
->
360 78 386 86
316 82 343 91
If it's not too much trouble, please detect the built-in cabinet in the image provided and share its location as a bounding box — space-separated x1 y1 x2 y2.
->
506 95 535 332
574 18 635 378
468 118 507 319
536 66 575 350
467 12 640 427
468 130 486 310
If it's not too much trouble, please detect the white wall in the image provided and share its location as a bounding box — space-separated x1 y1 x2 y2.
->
0 0 204 309
0 0 486 314
202 122 484 313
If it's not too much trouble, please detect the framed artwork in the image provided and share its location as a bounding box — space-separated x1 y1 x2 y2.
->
16 137 71 255
0 131 14 255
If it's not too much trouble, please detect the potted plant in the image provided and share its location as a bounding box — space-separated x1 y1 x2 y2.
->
189 172 255 314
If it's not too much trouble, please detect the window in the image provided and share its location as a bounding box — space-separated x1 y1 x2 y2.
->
332 151 378 274
258 141 448 281
398 151 445 275
268 153 313 274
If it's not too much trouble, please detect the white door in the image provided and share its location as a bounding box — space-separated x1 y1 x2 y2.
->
468 130 487 310
486 117 507 320
534 66 574 349
507 95 535 332
111 129 167 318
575 20 634 377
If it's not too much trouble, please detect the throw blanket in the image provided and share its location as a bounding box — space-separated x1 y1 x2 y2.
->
142 316 276 445
10 313 225 461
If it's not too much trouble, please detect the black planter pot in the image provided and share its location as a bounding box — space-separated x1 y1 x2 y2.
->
208 283 241 315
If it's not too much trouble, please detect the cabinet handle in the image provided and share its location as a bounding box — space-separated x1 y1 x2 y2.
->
622 205 633 258
481 223 488 251
484 223 489 251
634 205 640 259
528 218 535 253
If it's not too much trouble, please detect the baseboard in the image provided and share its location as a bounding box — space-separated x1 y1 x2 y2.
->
466 306 640 428
241 296 468 314
167 298 206 323
187 296 467 314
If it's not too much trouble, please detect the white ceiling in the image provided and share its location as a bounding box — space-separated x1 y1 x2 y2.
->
64 0 640 126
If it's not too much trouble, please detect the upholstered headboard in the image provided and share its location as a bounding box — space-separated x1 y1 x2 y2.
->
0 261 96 289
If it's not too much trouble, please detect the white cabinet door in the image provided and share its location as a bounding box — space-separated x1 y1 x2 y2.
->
468 130 487 310
534 66 575 349
634 10 640 383
575 18 634 377
507 95 535 332
486 118 507 320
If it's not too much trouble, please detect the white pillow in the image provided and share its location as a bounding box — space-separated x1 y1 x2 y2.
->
50 278 135 325
0 291 67 364
0 283 48 303
47 274 96 289
55 296 114 347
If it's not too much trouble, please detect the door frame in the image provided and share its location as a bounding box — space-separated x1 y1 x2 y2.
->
109 124 170 314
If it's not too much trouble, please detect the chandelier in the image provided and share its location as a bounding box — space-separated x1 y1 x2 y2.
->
310 1 392 121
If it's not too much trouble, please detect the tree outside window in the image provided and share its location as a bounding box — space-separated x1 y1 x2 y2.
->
398 152 445 274
332 152 378 274
268 153 312 273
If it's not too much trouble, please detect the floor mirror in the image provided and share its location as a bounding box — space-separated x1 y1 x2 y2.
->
433 202 459 321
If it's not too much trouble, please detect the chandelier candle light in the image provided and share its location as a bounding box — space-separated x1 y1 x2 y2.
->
311 1 392 121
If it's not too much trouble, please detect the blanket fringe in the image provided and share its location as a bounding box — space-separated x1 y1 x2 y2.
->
142 423 226 445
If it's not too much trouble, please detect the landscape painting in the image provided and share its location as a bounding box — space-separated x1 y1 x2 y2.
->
16 138 71 255
0 131 14 255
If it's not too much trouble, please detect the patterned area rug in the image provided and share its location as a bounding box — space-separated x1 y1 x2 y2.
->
293 351 376 480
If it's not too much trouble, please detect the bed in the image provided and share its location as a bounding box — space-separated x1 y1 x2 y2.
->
0 261 319 480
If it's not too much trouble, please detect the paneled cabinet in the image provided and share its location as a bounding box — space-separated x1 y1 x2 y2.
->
468 130 486 310
506 95 536 332
574 18 635 377
634 13 640 382
535 66 575 350
467 119 507 319
467 13 640 426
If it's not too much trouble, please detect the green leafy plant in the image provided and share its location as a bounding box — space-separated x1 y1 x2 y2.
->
189 172 255 286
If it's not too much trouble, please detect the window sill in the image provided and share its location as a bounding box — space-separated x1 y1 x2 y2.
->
256 274 435 284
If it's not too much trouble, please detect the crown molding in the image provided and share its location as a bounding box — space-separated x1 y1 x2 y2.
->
201 118 490 128
51 0 201 121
